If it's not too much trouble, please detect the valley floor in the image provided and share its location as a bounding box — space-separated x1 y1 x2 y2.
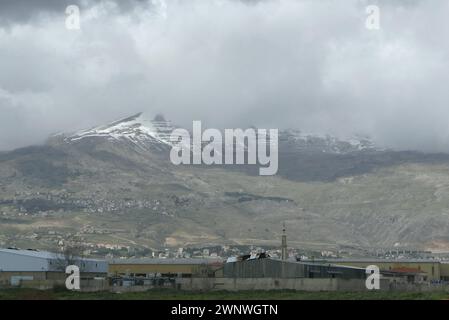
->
0 289 448 300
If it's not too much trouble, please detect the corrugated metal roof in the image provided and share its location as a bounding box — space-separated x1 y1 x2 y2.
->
0 248 106 263
110 258 223 265
315 258 440 264
268 259 369 271
0 248 60 260
390 267 427 274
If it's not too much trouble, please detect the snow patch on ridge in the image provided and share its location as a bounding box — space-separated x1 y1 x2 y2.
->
64 113 175 149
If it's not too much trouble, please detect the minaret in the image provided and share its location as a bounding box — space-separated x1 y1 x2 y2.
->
281 223 288 260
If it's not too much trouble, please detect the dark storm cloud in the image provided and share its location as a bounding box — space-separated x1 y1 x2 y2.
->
0 0 80 24
0 0 263 25
0 0 152 25
0 0 449 152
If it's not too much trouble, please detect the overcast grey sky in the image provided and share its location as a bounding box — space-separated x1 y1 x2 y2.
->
0 0 448 151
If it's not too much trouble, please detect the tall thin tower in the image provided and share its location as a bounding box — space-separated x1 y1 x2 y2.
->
281 223 288 260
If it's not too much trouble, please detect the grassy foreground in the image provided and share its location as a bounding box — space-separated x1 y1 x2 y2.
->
0 289 448 300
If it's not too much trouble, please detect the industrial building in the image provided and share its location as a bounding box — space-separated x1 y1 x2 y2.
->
324 259 448 282
219 229 431 283
220 257 441 285
104 226 449 287
441 263 449 281
0 248 108 287
109 258 223 279
2 241 449 291
222 258 369 280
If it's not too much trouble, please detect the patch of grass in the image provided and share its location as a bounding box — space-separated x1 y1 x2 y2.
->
0 289 448 300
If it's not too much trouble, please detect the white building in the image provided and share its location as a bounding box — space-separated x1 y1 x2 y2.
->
0 248 108 286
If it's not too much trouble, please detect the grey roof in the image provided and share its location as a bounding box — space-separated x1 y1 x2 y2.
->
0 248 106 263
252 258 369 270
0 248 60 260
314 258 440 264
301 262 367 271
110 258 223 265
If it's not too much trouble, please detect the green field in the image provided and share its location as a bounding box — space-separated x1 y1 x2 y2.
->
0 289 448 300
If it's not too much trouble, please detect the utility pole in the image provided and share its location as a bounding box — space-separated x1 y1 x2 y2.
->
281 223 288 260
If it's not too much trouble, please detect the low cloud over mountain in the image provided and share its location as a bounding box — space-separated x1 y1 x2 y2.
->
1 0 449 152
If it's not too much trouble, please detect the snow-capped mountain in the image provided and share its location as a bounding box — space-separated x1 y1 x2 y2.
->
63 113 176 151
279 129 377 154
59 112 377 155
4 114 449 251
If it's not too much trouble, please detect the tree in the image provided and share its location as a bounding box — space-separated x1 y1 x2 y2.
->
55 236 86 272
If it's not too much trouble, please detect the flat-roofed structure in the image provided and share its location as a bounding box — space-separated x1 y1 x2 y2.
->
322 259 443 281
441 263 449 281
109 258 223 278
222 258 371 280
0 248 108 287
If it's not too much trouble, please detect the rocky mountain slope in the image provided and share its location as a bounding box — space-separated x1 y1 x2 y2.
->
1 113 449 254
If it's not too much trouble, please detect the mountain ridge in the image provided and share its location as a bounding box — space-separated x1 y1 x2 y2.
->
2 112 449 253
53 112 381 156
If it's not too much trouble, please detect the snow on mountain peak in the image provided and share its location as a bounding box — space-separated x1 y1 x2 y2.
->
61 112 377 155
280 129 377 154
65 112 175 149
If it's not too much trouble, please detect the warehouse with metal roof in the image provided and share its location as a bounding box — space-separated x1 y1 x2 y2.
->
109 258 223 279
0 248 108 287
